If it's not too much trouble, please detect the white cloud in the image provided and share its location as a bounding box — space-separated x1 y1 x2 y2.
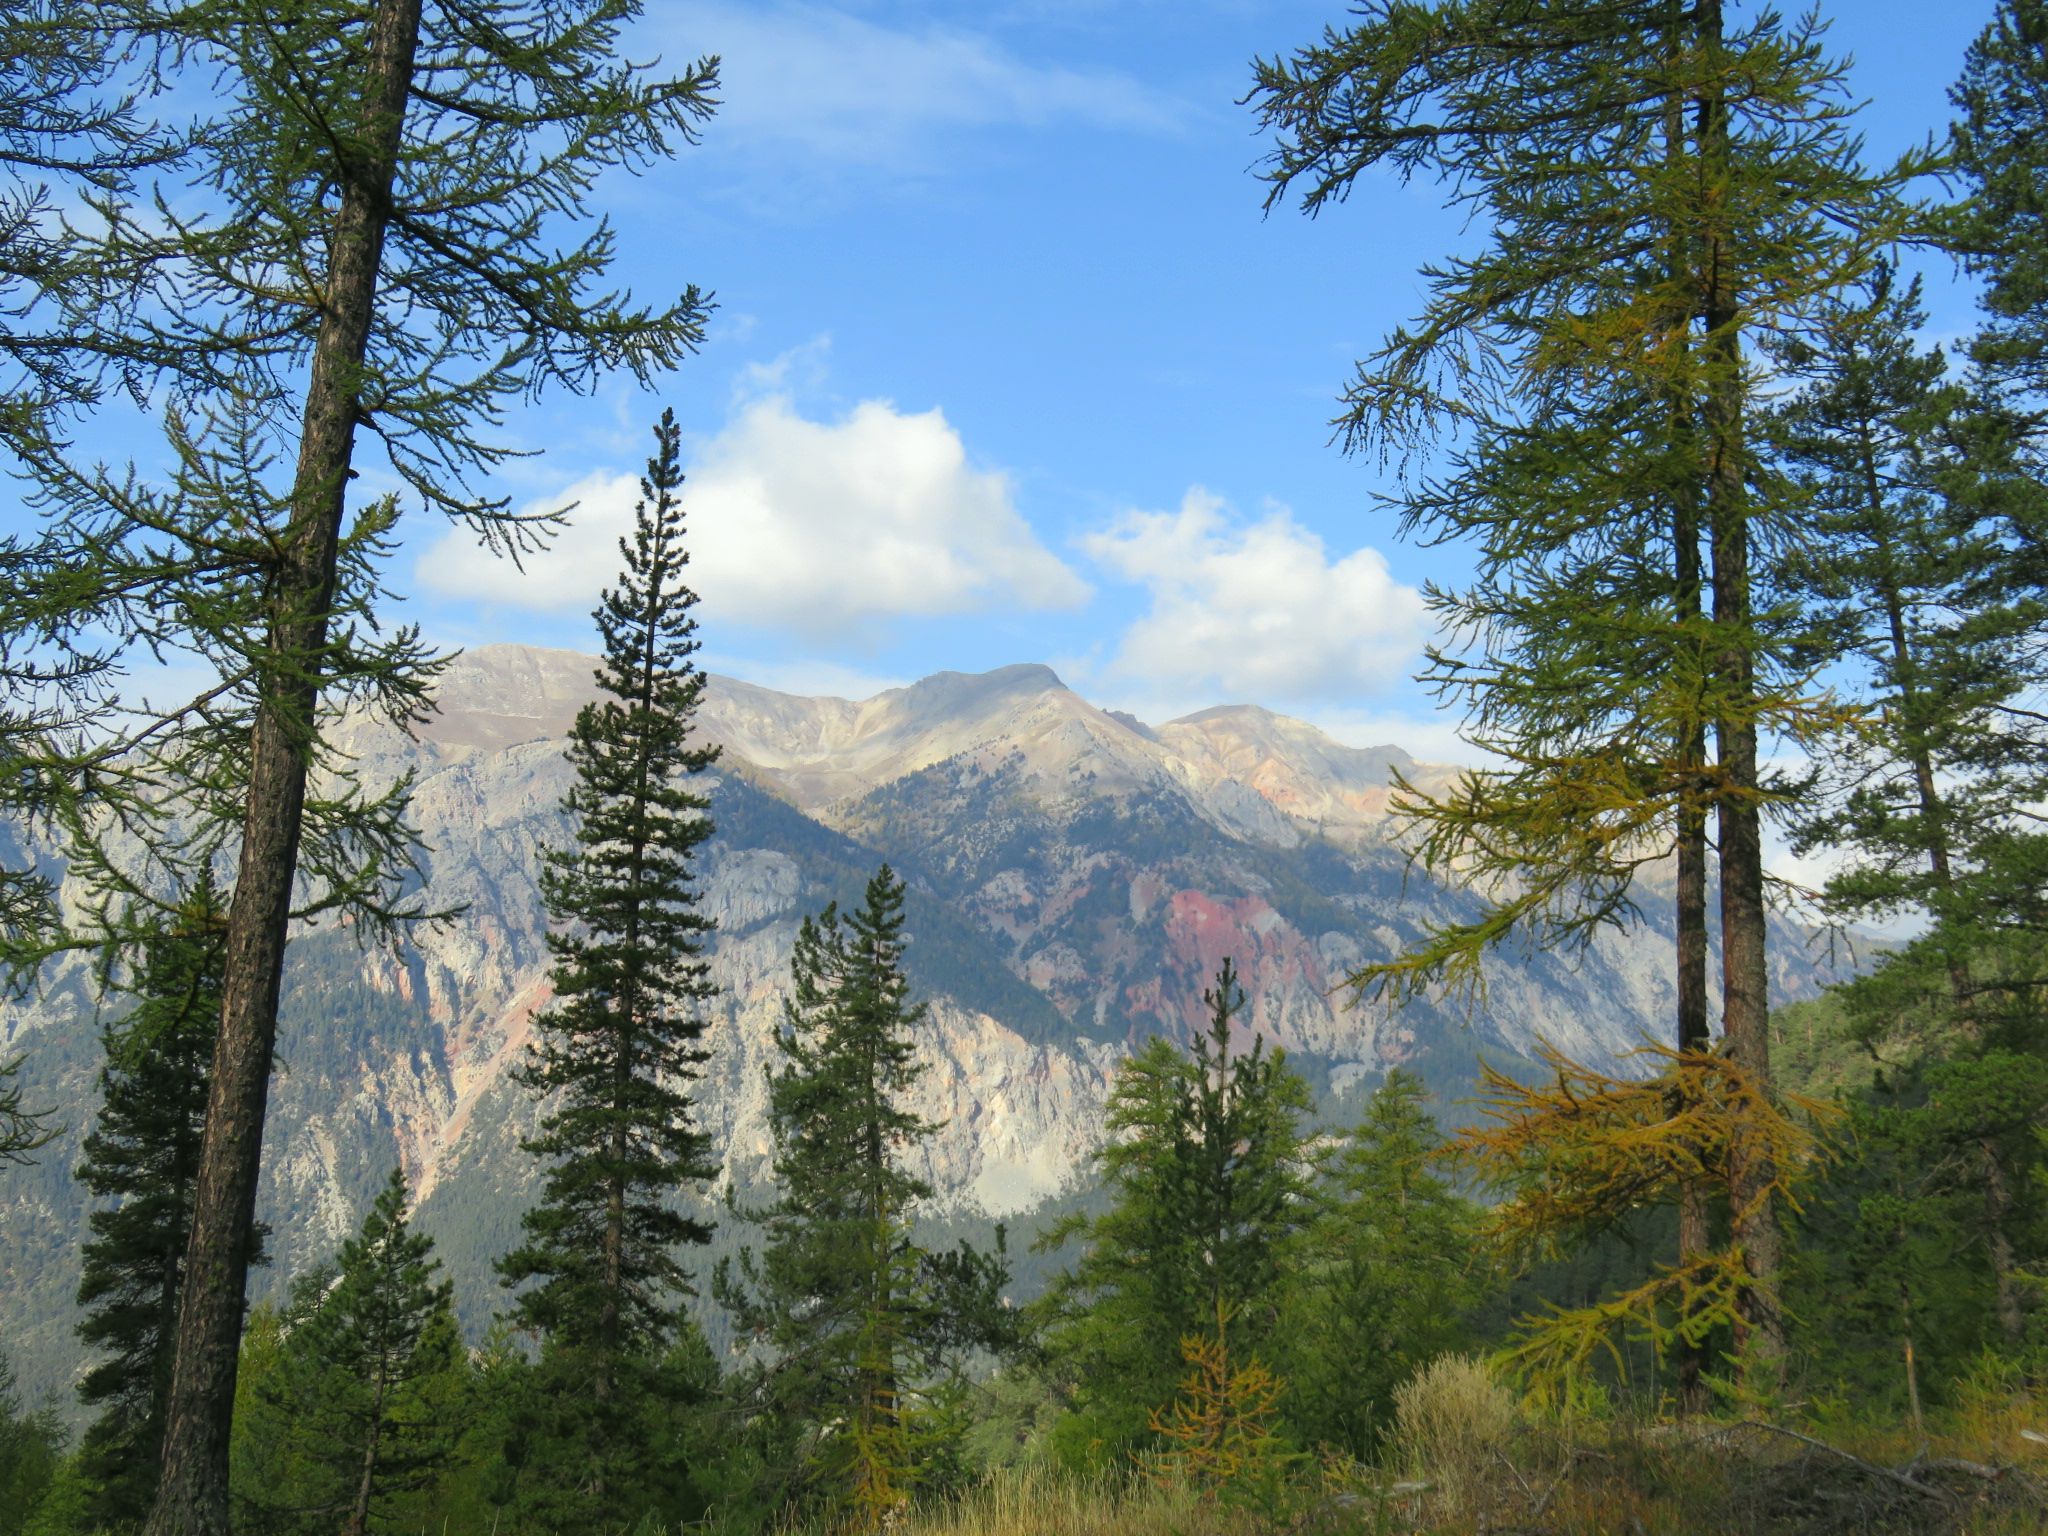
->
663 2 1182 167
417 392 1088 643
1080 488 1430 706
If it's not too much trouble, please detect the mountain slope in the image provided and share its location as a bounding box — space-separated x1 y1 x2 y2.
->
0 644 1847 1407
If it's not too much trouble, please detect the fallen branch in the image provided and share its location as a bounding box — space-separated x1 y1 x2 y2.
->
1715 1420 1956 1504
1917 1457 2005 1482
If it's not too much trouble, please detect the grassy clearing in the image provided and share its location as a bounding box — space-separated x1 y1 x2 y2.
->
842 1377 2048 1536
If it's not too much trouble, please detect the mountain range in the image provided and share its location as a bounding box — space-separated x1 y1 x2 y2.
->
0 644 1848 1405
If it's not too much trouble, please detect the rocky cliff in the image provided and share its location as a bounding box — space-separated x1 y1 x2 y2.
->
0 644 1845 1403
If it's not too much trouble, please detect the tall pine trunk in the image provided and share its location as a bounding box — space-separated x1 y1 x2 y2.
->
143 4 423 1530
1696 0 1785 1394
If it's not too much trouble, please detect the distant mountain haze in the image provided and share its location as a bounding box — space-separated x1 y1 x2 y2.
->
0 644 1847 1404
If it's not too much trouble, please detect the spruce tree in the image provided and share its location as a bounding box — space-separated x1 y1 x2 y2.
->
239 1172 462 1536
1771 271 2048 1345
1250 0 1920 1393
497 406 720 1529
1037 961 1313 1465
75 885 262 1533
1282 1071 1482 1458
719 866 1012 1527
1953 0 2048 400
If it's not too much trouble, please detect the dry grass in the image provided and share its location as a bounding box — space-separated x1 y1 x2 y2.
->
884 1471 1266 1536
1391 1353 1517 1515
869 1401 2048 1536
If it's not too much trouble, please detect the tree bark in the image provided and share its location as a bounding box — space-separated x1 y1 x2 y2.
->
1695 0 1785 1397
142 5 422 1531
1661 0 1715 1419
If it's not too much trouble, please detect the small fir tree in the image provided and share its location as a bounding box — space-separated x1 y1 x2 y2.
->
0 1352 62 1536
1282 1071 1484 1458
1037 960 1314 1467
719 865 1014 1529
74 885 256 1532
498 407 720 1529
245 1170 461 1536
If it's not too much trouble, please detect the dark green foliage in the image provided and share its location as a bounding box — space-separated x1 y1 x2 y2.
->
1953 0 2048 397
1280 1070 1485 1457
498 408 720 1528
719 865 1018 1522
0 1353 62 1536
1036 961 1314 1467
237 1170 460 1536
1775 271 2048 984
1791 1079 1994 1422
1769 264 2048 1346
0 1057 55 1166
74 889 259 1533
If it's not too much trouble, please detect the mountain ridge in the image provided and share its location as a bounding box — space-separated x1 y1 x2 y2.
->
0 642 1846 1408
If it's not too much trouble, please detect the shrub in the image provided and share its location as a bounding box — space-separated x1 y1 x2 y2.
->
1392 1354 1516 1510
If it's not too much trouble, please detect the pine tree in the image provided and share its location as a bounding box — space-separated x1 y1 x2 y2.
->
1953 0 2048 400
0 1058 54 1166
1282 1071 1482 1458
238 1172 462 1536
75 885 263 1533
1771 270 2048 1346
719 866 1014 1528
497 406 720 1530
1249 0 1920 1394
1037 961 1313 1466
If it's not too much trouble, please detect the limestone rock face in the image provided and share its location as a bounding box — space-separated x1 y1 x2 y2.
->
0 644 1846 1402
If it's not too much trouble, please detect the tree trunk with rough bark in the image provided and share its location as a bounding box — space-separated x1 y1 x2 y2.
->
1696 0 1785 1397
142 4 423 1530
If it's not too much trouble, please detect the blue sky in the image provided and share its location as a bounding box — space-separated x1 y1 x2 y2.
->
78 2 2019 756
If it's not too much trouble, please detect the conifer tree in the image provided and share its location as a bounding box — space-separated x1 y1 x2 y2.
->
1282 1071 1482 1458
0 1058 54 1166
75 884 263 1533
241 1171 462 1536
719 866 1014 1528
1250 0 1920 1393
497 406 720 1529
1038 961 1313 1464
1 12 725 1529
1771 271 2048 1344
1953 0 2048 400
0 1352 63 1536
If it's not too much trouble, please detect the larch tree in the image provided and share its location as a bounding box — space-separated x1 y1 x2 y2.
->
497 407 721 1531
0 1 193 961
719 865 1014 1528
0 1056 55 1165
1249 0 1921 1395
0 7 724 1533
